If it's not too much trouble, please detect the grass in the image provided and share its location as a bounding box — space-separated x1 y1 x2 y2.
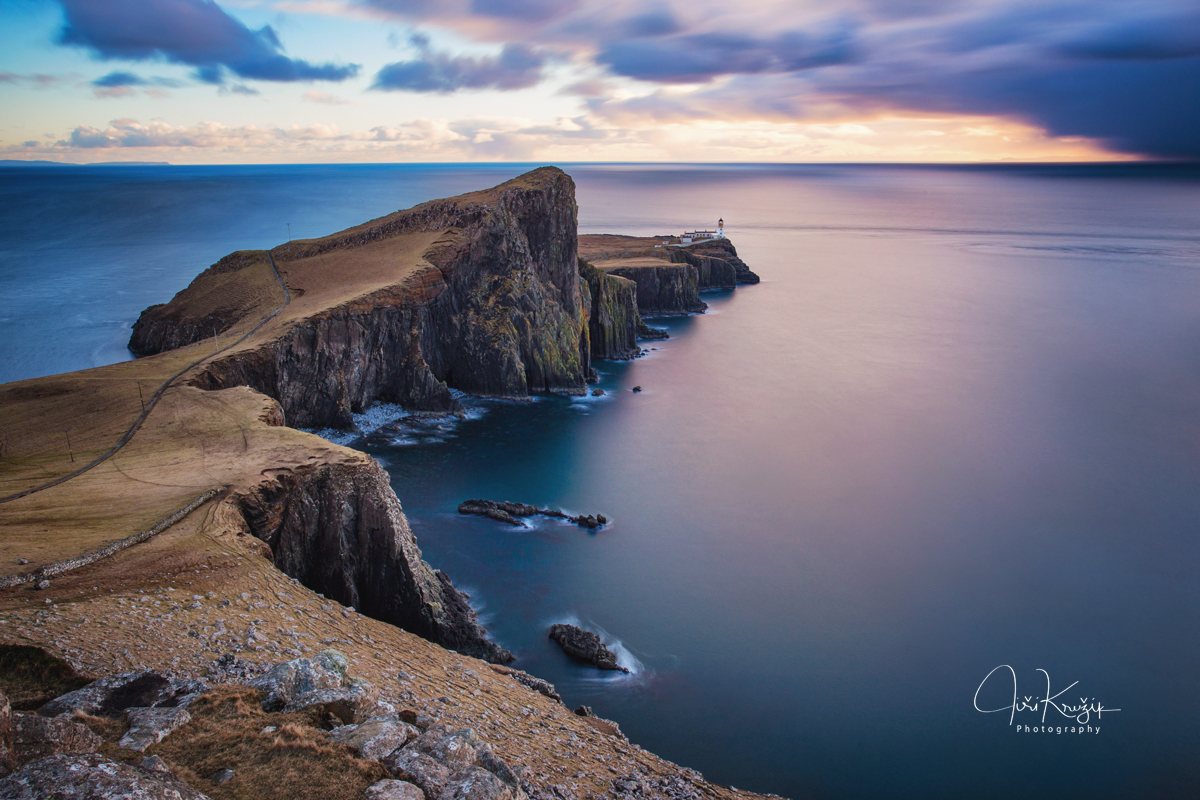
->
0 644 91 710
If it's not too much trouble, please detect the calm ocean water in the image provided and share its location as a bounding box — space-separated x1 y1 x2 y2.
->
2 163 1200 798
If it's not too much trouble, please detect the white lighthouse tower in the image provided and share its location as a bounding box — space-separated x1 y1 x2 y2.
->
718 218 725 239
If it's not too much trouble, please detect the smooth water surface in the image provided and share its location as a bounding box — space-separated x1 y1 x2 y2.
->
2 163 1199 799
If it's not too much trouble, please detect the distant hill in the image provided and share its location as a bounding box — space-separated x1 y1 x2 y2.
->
0 159 170 166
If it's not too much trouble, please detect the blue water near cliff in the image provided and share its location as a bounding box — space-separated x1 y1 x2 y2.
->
2 163 1200 799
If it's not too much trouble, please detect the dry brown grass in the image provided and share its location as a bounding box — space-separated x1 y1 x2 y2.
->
145 686 387 800
0 644 91 710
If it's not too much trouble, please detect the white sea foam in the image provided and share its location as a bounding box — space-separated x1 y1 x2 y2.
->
304 395 488 446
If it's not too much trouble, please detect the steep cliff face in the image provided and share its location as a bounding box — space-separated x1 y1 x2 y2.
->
233 452 512 663
132 167 589 430
682 238 760 285
578 259 642 359
600 262 707 316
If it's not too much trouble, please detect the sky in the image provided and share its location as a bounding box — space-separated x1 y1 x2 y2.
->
0 0 1197 163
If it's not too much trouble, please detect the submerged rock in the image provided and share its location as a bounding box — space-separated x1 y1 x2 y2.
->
547 625 629 672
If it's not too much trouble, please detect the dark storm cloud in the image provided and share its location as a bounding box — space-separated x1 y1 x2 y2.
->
597 21 860 83
356 0 1200 158
57 0 360 82
371 40 545 92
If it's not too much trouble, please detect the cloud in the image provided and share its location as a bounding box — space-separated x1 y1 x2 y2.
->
303 89 360 104
371 39 545 92
0 73 68 88
92 71 145 87
57 0 360 83
597 21 860 83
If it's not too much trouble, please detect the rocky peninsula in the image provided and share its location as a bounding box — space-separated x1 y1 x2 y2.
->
0 167 763 800
578 235 759 317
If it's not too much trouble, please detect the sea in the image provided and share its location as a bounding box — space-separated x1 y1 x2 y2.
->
2 162 1199 799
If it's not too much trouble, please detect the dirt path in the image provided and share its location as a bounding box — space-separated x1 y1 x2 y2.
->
0 253 290 506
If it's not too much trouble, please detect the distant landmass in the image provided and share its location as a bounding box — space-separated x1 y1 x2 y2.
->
0 159 170 166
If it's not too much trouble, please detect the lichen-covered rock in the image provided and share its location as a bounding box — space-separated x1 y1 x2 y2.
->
37 672 206 719
547 624 628 672
0 753 211 800
331 718 420 761
119 707 191 752
249 650 352 711
383 749 452 798
283 684 393 725
365 779 425 800
407 726 480 771
12 715 102 767
439 765 515 800
0 690 14 776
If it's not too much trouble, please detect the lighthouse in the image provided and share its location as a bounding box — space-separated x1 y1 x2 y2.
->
718 218 725 238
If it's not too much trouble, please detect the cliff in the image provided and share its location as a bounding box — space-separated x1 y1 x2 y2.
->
132 168 590 430
578 258 643 360
578 234 759 316
0 360 507 664
232 451 511 663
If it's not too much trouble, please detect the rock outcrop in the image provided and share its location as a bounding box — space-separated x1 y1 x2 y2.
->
547 625 629 673
458 500 607 529
236 464 513 664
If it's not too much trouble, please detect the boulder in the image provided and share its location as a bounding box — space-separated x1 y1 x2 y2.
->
330 718 420 761
249 650 354 712
119 707 191 752
439 766 515 800
140 755 171 774
365 779 425 800
37 672 207 719
12 715 102 766
547 625 629 672
407 726 480 771
0 690 14 776
283 685 392 725
0 753 210 800
383 750 451 799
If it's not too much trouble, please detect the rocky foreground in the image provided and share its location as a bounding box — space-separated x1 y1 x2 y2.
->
0 168 765 800
0 647 711 800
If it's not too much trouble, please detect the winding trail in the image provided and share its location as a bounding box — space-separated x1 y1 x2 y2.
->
0 252 291 505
